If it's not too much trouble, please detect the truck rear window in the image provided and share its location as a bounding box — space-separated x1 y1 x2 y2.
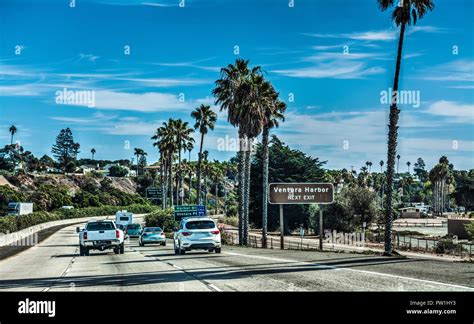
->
119 217 130 221
87 222 115 231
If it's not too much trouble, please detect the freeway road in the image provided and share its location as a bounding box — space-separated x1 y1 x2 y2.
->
0 221 473 292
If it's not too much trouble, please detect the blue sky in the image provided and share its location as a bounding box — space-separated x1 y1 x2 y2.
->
0 0 473 170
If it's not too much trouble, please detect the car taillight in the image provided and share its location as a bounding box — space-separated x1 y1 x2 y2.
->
83 232 88 240
116 230 120 238
210 230 220 235
182 232 192 236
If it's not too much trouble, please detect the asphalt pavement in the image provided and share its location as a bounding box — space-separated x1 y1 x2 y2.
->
0 221 472 292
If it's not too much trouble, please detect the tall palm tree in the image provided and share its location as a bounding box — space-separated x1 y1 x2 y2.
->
211 161 224 216
396 154 401 174
368 161 373 173
91 148 96 160
213 58 263 245
9 125 17 145
378 0 434 256
134 148 146 177
261 83 286 248
152 121 178 208
406 161 411 173
172 119 195 206
191 105 217 205
152 126 168 209
379 160 384 173
184 141 194 204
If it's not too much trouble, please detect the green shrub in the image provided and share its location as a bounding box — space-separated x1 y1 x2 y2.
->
464 221 474 240
144 209 177 232
0 216 18 233
435 239 463 255
0 186 26 216
217 216 239 227
0 204 157 234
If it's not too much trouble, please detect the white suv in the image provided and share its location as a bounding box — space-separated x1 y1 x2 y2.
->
173 217 221 255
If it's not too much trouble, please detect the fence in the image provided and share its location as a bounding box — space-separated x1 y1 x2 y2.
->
224 231 320 251
396 234 474 257
223 231 474 258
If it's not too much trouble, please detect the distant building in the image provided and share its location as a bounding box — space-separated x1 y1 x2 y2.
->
399 207 422 219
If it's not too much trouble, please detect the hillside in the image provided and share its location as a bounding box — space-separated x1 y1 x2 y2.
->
3 173 138 196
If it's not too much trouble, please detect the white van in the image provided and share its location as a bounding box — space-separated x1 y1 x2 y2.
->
115 210 133 227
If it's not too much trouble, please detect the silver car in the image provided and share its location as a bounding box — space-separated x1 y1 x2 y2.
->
139 227 166 246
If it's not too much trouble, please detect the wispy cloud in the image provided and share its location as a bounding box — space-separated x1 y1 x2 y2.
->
78 53 100 62
304 26 442 42
422 59 474 83
424 101 474 120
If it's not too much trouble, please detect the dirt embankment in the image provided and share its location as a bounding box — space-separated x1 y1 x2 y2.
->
3 174 138 195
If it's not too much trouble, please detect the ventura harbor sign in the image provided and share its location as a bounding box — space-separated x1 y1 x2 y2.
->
268 183 334 250
268 183 334 204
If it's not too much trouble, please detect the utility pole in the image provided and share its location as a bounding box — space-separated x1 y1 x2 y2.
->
319 206 323 251
280 204 284 250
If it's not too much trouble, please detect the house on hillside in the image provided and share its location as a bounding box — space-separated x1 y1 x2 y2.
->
103 163 135 177
77 164 100 175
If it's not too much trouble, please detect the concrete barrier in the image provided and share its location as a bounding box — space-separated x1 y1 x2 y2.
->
0 215 111 247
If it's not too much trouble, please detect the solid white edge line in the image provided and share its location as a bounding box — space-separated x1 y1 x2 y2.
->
223 251 474 290
208 284 222 292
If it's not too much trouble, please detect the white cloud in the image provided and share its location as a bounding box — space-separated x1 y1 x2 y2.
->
272 61 384 79
92 90 188 112
304 26 441 42
424 101 474 120
422 59 474 83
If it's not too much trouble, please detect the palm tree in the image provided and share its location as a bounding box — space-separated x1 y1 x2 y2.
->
213 58 264 245
152 126 169 209
184 141 194 204
261 83 286 248
406 161 411 173
379 160 384 173
91 148 96 160
367 161 373 173
9 125 17 145
172 119 195 206
396 154 401 174
191 105 217 205
210 161 224 216
134 148 146 177
378 0 434 256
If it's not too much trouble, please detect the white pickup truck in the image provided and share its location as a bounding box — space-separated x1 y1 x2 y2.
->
77 220 125 256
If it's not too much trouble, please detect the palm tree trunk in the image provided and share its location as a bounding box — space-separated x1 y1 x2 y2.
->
384 21 406 256
168 157 174 207
243 136 252 246
215 178 219 216
261 126 270 248
177 141 182 206
196 133 205 204
204 171 208 206
237 129 245 246
160 158 165 210
440 178 445 217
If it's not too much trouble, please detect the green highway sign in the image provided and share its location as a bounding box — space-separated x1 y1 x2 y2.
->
146 187 162 199
174 205 206 221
